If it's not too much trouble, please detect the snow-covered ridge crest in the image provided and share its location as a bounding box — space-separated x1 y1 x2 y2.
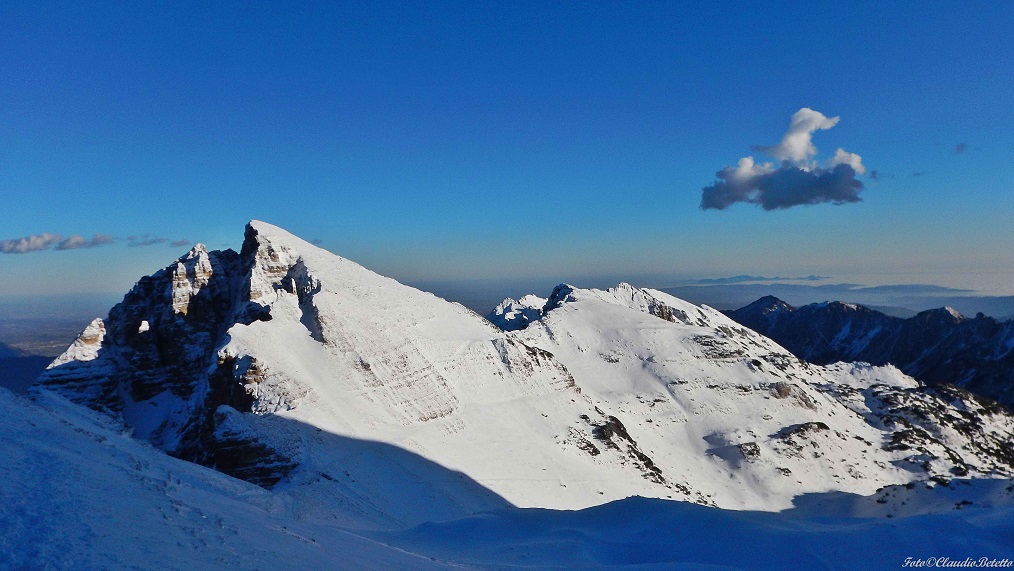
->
543 282 719 328
490 282 720 332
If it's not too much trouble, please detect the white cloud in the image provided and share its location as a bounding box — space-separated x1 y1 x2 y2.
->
731 156 774 180
55 233 115 251
756 108 840 164
828 148 866 176
2 231 117 253
1 232 63 254
127 234 168 247
701 108 870 211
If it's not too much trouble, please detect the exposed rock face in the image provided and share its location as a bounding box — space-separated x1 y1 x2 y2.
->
725 296 1014 408
36 231 294 486
48 318 106 367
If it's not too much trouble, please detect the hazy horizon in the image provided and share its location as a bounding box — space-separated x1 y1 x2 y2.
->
3 265 1013 324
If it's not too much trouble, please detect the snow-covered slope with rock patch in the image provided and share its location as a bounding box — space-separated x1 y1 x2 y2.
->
6 384 1014 570
501 283 1014 510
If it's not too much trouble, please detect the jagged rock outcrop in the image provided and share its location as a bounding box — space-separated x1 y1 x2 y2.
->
36 238 294 485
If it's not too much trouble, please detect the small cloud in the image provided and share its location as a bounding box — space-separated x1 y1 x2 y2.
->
954 143 967 154
828 148 866 175
54 233 115 251
869 170 878 180
169 239 191 247
127 234 169 247
1 232 63 254
912 171 926 177
701 108 868 211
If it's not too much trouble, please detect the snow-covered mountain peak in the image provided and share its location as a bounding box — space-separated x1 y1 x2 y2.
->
242 220 327 304
905 306 968 328
539 282 720 329
743 295 796 315
933 306 966 321
41 222 725 516
186 242 209 256
544 283 577 309
170 243 221 316
487 295 547 331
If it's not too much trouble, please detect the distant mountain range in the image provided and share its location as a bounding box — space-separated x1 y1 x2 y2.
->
660 282 1014 320
726 296 1014 408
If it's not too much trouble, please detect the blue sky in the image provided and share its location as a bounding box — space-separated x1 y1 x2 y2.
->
2 1 1012 305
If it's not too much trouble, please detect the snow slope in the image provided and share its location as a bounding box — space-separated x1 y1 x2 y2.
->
505 283 1014 510
382 494 1014 570
4 384 1014 571
0 386 458 570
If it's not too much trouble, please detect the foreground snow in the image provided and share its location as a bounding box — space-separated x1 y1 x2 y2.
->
0 387 450 570
2 386 1013 570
